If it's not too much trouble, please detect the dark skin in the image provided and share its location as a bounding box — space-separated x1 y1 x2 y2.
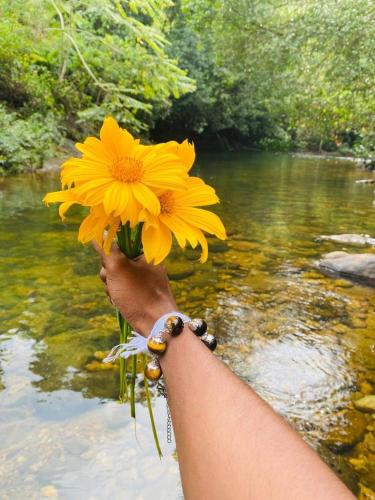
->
95 242 354 500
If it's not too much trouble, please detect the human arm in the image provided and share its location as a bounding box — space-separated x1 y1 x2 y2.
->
95 244 354 500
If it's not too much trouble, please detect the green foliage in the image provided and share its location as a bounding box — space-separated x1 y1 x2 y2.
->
156 0 375 152
0 106 61 174
0 0 374 172
0 0 195 173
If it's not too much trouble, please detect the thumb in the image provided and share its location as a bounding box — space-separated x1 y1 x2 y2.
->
92 238 123 264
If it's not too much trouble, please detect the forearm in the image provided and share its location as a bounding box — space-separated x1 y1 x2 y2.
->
95 250 353 499
161 327 354 500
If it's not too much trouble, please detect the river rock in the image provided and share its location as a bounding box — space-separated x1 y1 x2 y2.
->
85 361 117 372
230 240 260 252
354 396 375 414
359 484 375 500
360 382 373 395
40 485 58 498
167 262 195 280
208 242 230 253
323 410 368 453
318 251 375 286
318 234 375 247
357 158 375 170
93 351 107 361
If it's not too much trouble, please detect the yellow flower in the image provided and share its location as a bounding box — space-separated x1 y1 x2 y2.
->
60 117 188 225
43 120 226 261
141 177 226 264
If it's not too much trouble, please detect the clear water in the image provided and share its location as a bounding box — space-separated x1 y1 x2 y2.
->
0 153 374 499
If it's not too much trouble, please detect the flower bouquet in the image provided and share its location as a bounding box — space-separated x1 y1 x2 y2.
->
44 117 226 454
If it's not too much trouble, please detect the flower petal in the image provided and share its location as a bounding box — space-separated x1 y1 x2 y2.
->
103 220 120 254
178 207 226 239
177 140 195 171
159 213 188 248
175 177 219 207
131 183 160 215
75 137 112 163
142 222 172 265
59 201 76 220
100 117 136 159
103 182 131 216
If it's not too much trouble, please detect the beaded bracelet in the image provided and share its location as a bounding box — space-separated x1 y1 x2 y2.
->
102 312 217 379
144 314 217 382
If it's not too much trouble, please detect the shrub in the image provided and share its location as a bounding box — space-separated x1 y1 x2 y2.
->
0 106 62 174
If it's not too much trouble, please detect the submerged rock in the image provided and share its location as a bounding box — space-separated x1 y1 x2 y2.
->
40 485 58 498
358 484 375 500
360 382 373 396
301 270 324 280
355 396 375 414
333 279 353 288
349 456 368 473
208 242 230 253
230 240 260 252
167 262 195 280
93 351 108 361
323 410 368 453
318 251 375 286
85 361 117 372
318 234 375 247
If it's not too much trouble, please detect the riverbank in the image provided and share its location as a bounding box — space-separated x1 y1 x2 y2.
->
34 147 375 176
292 152 375 171
2 132 375 176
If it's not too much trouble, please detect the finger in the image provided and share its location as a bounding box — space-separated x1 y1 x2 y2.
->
105 289 115 306
93 239 124 268
132 253 146 263
99 267 107 283
92 240 105 258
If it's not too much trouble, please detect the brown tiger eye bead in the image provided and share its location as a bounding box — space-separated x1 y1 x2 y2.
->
144 358 162 381
165 315 184 337
201 333 217 351
147 336 167 355
189 318 207 337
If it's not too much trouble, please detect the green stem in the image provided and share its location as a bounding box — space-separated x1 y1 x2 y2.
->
143 354 162 458
116 223 136 403
130 354 137 418
124 222 132 256
117 310 128 402
115 222 161 451
131 222 143 257
117 224 130 255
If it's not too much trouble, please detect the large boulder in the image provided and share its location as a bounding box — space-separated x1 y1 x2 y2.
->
318 234 375 247
318 251 375 286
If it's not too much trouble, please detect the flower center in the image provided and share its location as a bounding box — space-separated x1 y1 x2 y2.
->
110 156 143 183
159 192 175 214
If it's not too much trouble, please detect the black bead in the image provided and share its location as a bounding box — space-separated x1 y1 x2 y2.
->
202 334 217 351
165 315 184 336
190 318 207 337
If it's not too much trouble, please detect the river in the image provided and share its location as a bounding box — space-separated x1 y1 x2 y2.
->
0 152 374 498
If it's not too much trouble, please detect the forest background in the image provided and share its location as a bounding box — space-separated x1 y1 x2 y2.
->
1 0 374 174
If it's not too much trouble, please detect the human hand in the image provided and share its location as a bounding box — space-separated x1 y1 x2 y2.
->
93 242 177 337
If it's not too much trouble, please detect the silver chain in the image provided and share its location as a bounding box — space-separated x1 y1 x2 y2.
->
157 381 172 444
